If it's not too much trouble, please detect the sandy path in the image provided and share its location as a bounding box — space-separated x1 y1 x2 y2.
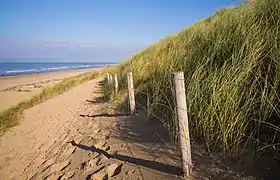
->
0 77 104 179
0 75 258 180
0 76 182 180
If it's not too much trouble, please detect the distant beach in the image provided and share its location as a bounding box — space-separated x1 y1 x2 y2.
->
0 62 113 76
0 67 104 112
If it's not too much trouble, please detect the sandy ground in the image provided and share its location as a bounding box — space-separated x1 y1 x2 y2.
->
0 68 103 112
0 76 279 179
0 77 182 180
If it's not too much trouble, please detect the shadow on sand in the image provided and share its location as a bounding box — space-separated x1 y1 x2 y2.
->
69 140 182 175
80 113 130 118
81 83 280 180
86 97 109 104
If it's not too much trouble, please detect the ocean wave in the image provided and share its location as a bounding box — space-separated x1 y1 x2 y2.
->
39 64 97 71
1 63 110 76
5 69 38 73
40 66 69 71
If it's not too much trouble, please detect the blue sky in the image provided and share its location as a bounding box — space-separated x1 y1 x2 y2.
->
0 0 242 63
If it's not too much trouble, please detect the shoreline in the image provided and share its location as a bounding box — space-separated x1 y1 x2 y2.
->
0 67 104 79
0 67 104 112
0 67 104 91
0 62 114 77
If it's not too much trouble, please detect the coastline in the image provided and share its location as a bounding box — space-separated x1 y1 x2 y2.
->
0 67 104 91
0 67 104 112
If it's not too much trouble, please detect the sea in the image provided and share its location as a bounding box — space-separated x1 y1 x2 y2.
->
0 62 113 76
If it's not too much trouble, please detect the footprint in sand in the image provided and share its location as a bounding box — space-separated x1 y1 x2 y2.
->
61 170 75 179
86 153 109 170
87 157 102 168
94 141 110 151
126 169 136 176
90 162 123 180
50 160 71 172
41 157 56 168
88 151 99 158
38 160 70 180
64 146 76 156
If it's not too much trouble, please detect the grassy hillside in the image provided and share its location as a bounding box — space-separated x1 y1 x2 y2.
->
109 0 280 154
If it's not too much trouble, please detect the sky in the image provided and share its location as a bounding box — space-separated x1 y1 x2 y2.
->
0 0 242 63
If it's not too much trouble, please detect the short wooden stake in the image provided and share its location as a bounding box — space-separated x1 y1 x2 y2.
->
127 72 135 114
107 73 110 84
109 74 113 84
114 73 118 94
173 71 192 177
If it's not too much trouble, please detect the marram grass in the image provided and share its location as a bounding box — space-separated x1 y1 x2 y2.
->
107 0 280 154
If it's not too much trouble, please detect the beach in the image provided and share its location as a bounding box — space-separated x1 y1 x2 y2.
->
0 68 103 112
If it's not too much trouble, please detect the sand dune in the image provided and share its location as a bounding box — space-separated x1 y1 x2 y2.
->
0 72 275 179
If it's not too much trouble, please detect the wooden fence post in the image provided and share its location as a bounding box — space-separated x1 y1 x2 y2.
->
114 73 118 94
173 71 192 178
107 73 110 84
127 72 135 114
172 73 178 142
109 74 113 84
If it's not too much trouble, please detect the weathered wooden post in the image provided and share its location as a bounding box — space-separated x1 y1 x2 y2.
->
109 74 113 84
127 72 135 114
172 73 178 141
173 71 192 178
114 73 118 94
107 73 110 84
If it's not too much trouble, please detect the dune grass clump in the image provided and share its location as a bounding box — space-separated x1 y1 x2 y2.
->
108 0 280 154
0 71 99 135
